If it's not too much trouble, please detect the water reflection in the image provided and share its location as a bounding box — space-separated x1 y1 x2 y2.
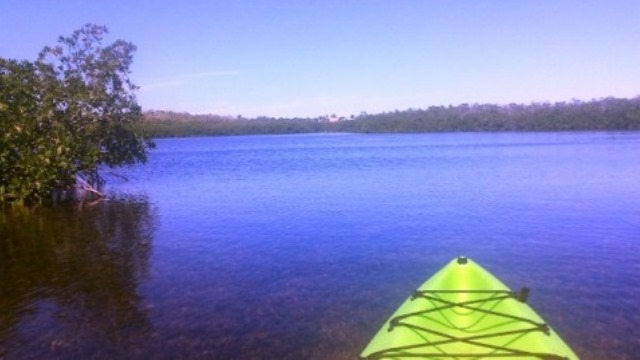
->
0 197 156 358
2 133 639 359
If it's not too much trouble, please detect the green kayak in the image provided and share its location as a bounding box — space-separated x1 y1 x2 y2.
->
361 257 578 359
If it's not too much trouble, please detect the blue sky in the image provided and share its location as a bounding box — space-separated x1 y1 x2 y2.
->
2 0 639 118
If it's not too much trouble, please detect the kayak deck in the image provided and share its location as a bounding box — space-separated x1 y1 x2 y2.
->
360 257 578 359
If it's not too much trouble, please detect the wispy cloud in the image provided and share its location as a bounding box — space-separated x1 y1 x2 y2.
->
177 70 242 79
140 70 242 92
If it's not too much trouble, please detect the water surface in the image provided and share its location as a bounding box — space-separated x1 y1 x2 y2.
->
2 132 639 359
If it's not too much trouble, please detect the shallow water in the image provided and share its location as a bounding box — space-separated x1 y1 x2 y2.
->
2 132 640 359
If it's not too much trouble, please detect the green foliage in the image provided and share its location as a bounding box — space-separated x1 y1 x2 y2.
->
1 24 153 203
143 111 324 137
142 97 640 138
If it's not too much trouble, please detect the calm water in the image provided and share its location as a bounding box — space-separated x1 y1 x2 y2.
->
1 132 640 359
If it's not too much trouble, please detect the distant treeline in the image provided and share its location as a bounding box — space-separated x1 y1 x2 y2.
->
143 97 640 137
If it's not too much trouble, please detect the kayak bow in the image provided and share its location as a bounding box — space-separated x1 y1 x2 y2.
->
361 257 578 359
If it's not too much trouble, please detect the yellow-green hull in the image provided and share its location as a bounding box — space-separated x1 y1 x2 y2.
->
361 257 578 359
